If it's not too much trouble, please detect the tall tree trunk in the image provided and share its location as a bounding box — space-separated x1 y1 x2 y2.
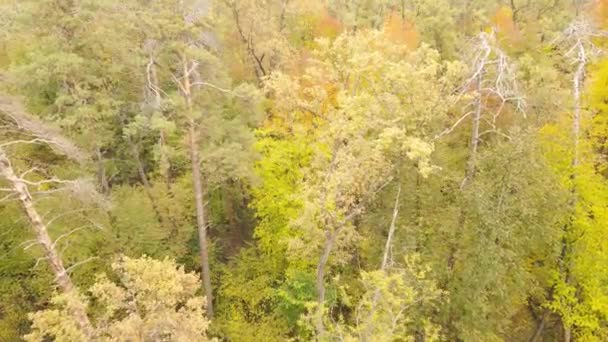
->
315 227 339 338
362 183 402 341
446 71 483 339
0 149 93 338
529 310 550 342
179 53 214 316
449 72 483 273
561 41 586 342
380 183 401 271
564 324 572 342
188 122 214 318
176 50 214 317
461 72 483 189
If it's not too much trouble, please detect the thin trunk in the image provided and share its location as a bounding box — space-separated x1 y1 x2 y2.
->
0 149 93 338
449 71 483 271
447 71 483 338
362 184 401 341
129 140 179 235
148 55 162 109
159 132 173 189
572 55 584 169
561 43 586 342
529 310 550 342
461 72 483 189
181 55 214 317
380 184 401 271
96 146 109 194
189 122 214 318
143 53 173 195
315 228 339 338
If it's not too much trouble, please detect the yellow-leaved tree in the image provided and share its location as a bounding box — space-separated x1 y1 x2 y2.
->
25 256 214 342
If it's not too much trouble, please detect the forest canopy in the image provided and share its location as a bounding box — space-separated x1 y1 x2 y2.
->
1 0 608 341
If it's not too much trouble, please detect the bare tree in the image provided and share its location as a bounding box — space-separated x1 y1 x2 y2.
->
437 31 526 189
556 20 607 169
435 31 525 335
0 95 94 338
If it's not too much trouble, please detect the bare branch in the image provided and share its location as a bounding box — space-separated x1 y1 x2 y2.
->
0 138 55 148
190 81 246 98
51 226 90 250
65 257 98 274
46 209 94 227
33 256 50 270
20 167 41 179
20 178 75 187
435 111 474 139
0 95 86 162
443 31 526 140
0 192 17 202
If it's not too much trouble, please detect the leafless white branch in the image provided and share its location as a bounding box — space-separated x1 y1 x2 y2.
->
51 226 90 250
0 138 54 148
65 256 98 274
191 81 245 98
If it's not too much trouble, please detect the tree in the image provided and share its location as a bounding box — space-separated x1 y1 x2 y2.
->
543 17 608 341
265 30 462 337
0 94 94 338
128 0 262 318
25 256 214 341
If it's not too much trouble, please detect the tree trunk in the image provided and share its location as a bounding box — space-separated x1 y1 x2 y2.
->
572 54 584 170
315 228 339 337
564 324 571 342
179 52 214 317
0 149 93 338
170 47 216 317
380 183 401 271
95 146 109 194
188 121 214 318
461 72 482 189
129 140 179 235
559 42 585 341
529 310 549 342
362 183 402 341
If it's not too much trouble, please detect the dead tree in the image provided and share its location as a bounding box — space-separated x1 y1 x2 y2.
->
0 95 94 338
437 31 526 189
435 31 525 335
438 32 525 270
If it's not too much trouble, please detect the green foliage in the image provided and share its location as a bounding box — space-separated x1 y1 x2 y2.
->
0 1 607 341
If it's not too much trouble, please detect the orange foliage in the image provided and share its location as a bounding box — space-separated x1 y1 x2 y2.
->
383 11 419 49
314 10 343 39
595 0 608 28
491 6 520 42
